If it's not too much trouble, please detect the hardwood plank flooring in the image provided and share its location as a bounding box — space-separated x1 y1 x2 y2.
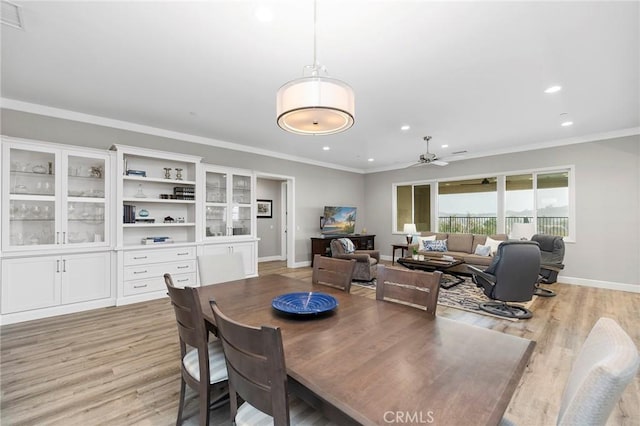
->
1 260 638 425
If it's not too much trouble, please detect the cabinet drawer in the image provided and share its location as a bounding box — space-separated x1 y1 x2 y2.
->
124 260 196 281
124 247 195 266
124 273 196 296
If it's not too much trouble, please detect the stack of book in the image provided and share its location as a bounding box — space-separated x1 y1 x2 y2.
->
173 186 194 200
123 205 136 223
141 236 174 245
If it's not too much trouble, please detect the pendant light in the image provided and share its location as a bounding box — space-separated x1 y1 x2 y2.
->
276 0 355 135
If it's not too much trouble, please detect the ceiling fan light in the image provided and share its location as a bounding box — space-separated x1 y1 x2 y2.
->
277 76 355 135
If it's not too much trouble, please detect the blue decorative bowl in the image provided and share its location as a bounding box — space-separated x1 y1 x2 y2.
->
272 292 338 315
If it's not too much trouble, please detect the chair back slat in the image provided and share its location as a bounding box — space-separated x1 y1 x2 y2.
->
312 254 356 293
376 266 442 316
164 273 209 352
210 300 290 425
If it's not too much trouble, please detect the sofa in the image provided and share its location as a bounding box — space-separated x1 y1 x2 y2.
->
408 232 508 272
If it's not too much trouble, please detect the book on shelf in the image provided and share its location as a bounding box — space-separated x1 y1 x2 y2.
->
123 204 136 223
141 236 174 245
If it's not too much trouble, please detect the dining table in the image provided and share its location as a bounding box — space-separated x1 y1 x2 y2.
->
196 274 535 426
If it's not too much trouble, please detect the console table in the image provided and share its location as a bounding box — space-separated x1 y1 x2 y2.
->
310 235 375 266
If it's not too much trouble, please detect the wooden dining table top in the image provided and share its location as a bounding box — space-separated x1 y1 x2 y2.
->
197 274 535 426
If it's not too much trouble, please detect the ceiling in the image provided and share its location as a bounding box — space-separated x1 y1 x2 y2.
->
2 1 638 173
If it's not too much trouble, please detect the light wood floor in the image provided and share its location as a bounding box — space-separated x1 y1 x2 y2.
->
1 261 638 425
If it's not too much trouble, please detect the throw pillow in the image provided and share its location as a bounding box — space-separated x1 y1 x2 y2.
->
484 236 502 256
339 238 355 253
417 235 436 249
474 244 491 257
423 239 448 252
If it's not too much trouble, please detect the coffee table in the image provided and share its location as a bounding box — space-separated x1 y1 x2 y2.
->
396 256 466 289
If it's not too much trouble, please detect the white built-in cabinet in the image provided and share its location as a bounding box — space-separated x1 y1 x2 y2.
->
0 138 261 322
200 164 258 280
1 137 114 323
111 145 202 305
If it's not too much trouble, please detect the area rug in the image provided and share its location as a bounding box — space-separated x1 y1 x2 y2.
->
352 279 376 289
437 275 535 321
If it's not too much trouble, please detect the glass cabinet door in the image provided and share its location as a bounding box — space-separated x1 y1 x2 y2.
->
2 143 109 250
204 169 253 238
6 146 58 248
205 171 229 237
64 154 107 244
231 174 252 236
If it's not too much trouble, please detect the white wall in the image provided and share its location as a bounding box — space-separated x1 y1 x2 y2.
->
364 135 640 289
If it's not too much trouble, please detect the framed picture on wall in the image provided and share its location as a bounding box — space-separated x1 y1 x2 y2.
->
257 199 272 218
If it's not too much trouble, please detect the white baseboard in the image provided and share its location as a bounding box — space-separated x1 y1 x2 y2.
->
258 255 286 263
293 260 312 268
0 298 116 325
558 276 640 293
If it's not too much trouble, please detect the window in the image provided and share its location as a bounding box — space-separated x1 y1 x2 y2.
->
393 183 432 233
392 167 574 240
438 177 497 234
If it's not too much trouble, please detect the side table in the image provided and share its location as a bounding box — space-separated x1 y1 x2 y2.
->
391 243 409 265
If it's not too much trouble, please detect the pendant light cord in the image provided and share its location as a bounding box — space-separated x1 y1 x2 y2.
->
313 0 318 72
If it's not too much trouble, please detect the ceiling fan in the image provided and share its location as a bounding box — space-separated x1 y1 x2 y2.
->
412 136 448 167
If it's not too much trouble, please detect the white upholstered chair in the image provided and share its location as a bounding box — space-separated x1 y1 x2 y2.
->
197 253 245 285
502 317 639 426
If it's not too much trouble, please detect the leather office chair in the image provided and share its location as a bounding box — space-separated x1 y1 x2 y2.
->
376 265 442 316
312 254 356 293
501 317 639 426
468 241 540 319
164 274 229 426
197 253 245 285
330 238 379 281
531 234 565 297
209 300 335 425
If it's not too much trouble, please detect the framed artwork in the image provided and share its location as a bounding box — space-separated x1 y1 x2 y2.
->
257 199 273 218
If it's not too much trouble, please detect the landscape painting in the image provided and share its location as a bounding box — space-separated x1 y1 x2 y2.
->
322 206 357 235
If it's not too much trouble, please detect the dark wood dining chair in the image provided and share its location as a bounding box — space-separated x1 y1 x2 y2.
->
209 299 335 425
164 273 229 426
376 265 442 316
311 254 356 293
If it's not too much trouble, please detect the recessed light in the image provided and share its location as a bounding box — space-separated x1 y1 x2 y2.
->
441 144 449 148
255 7 273 22
561 121 573 127
322 146 330 151
400 125 410 131
544 85 562 94
367 158 375 162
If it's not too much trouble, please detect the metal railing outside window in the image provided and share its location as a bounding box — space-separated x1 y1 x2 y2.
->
438 216 568 236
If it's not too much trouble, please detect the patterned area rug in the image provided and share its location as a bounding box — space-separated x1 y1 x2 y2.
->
437 275 535 321
352 275 535 321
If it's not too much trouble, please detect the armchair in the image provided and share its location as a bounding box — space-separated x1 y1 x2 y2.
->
468 241 540 319
531 234 565 297
330 238 380 281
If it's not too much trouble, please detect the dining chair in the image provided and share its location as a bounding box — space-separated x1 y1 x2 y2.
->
209 299 335 425
501 317 639 426
164 274 229 426
311 254 356 293
376 265 442 316
197 252 245 285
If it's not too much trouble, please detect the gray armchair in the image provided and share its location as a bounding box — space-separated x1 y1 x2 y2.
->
330 238 379 281
468 241 540 319
531 234 565 297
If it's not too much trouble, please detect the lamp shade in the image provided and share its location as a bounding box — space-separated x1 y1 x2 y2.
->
511 222 536 240
403 223 417 234
276 76 355 135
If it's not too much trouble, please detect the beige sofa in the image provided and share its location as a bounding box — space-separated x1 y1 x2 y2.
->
408 232 508 270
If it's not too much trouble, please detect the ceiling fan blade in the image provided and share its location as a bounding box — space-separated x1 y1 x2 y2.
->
408 161 426 168
431 160 448 166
